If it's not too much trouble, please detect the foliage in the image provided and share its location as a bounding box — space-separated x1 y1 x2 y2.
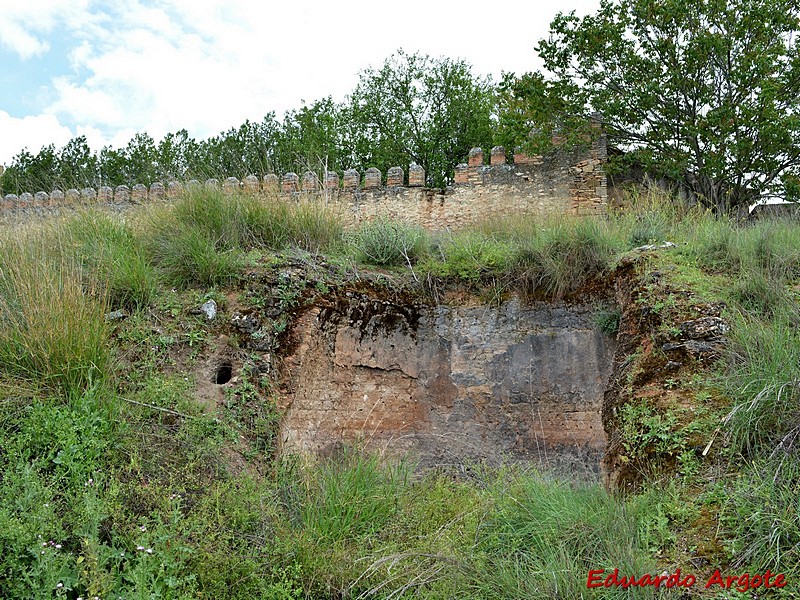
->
348 49 496 188
0 51 497 195
353 219 428 267
499 0 800 211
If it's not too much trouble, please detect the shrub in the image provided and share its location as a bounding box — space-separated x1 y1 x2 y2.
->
426 232 516 281
354 219 428 267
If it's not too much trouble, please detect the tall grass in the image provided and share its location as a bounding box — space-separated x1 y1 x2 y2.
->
722 314 800 457
516 217 620 297
475 473 658 599
55 211 158 309
139 189 343 286
0 236 110 395
353 218 428 267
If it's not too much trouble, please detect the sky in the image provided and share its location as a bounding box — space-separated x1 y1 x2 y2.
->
0 0 601 166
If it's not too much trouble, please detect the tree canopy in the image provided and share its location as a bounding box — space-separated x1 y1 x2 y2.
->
499 0 800 211
348 49 496 187
0 51 497 195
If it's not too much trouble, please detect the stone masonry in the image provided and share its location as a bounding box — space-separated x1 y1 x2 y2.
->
1 140 607 229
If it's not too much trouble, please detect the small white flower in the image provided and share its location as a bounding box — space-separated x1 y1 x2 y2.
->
120 552 125 557
56 582 63 588
139 525 146 532
136 545 145 551
146 548 153 554
55 544 62 549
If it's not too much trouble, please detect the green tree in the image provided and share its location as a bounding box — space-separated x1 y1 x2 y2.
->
0 145 59 194
348 49 496 188
500 0 800 211
276 97 349 178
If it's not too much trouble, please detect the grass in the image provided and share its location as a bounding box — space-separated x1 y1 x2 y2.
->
0 235 110 396
1 185 800 595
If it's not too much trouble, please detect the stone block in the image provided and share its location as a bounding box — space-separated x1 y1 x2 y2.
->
325 171 340 190
114 185 130 202
150 182 166 199
343 169 360 189
167 181 183 198
222 177 240 194
408 164 425 187
282 173 299 193
363 167 381 188
65 189 80 204
490 146 506 165
131 184 147 203
243 175 260 193
263 174 280 193
301 171 318 192
468 147 484 167
387 166 404 187
98 186 113 202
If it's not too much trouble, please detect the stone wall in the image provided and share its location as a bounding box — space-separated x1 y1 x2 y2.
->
0 140 607 229
279 292 616 474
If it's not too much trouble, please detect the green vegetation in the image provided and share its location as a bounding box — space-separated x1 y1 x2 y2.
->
499 0 800 211
0 50 496 194
1 187 799 597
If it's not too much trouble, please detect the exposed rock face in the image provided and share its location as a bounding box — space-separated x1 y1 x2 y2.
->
279 293 616 475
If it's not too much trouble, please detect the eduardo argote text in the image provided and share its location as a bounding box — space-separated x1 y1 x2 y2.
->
587 568 787 593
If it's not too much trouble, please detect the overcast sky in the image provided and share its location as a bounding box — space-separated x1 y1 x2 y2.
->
0 0 600 166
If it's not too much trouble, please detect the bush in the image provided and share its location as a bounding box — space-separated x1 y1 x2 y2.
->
354 219 428 267
425 232 516 281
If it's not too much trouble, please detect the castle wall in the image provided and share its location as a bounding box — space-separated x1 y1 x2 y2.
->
0 140 607 229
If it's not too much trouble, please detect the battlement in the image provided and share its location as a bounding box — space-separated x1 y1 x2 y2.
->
0 141 606 229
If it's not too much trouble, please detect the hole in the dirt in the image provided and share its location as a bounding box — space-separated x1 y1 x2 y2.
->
214 363 232 385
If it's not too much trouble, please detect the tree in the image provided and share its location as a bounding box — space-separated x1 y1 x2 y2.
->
500 0 800 211
276 97 349 178
348 50 496 188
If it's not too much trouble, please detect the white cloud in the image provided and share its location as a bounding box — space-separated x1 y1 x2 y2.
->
1 0 602 165
0 111 74 166
0 0 97 58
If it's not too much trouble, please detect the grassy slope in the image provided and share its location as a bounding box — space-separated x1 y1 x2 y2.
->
0 189 797 598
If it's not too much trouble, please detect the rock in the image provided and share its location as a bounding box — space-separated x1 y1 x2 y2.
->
200 299 217 321
105 309 128 321
664 360 682 371
231 311 260 333
680 316 728 339
634 241 677 252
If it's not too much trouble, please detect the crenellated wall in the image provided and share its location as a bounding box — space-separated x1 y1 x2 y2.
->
0 140 606 229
